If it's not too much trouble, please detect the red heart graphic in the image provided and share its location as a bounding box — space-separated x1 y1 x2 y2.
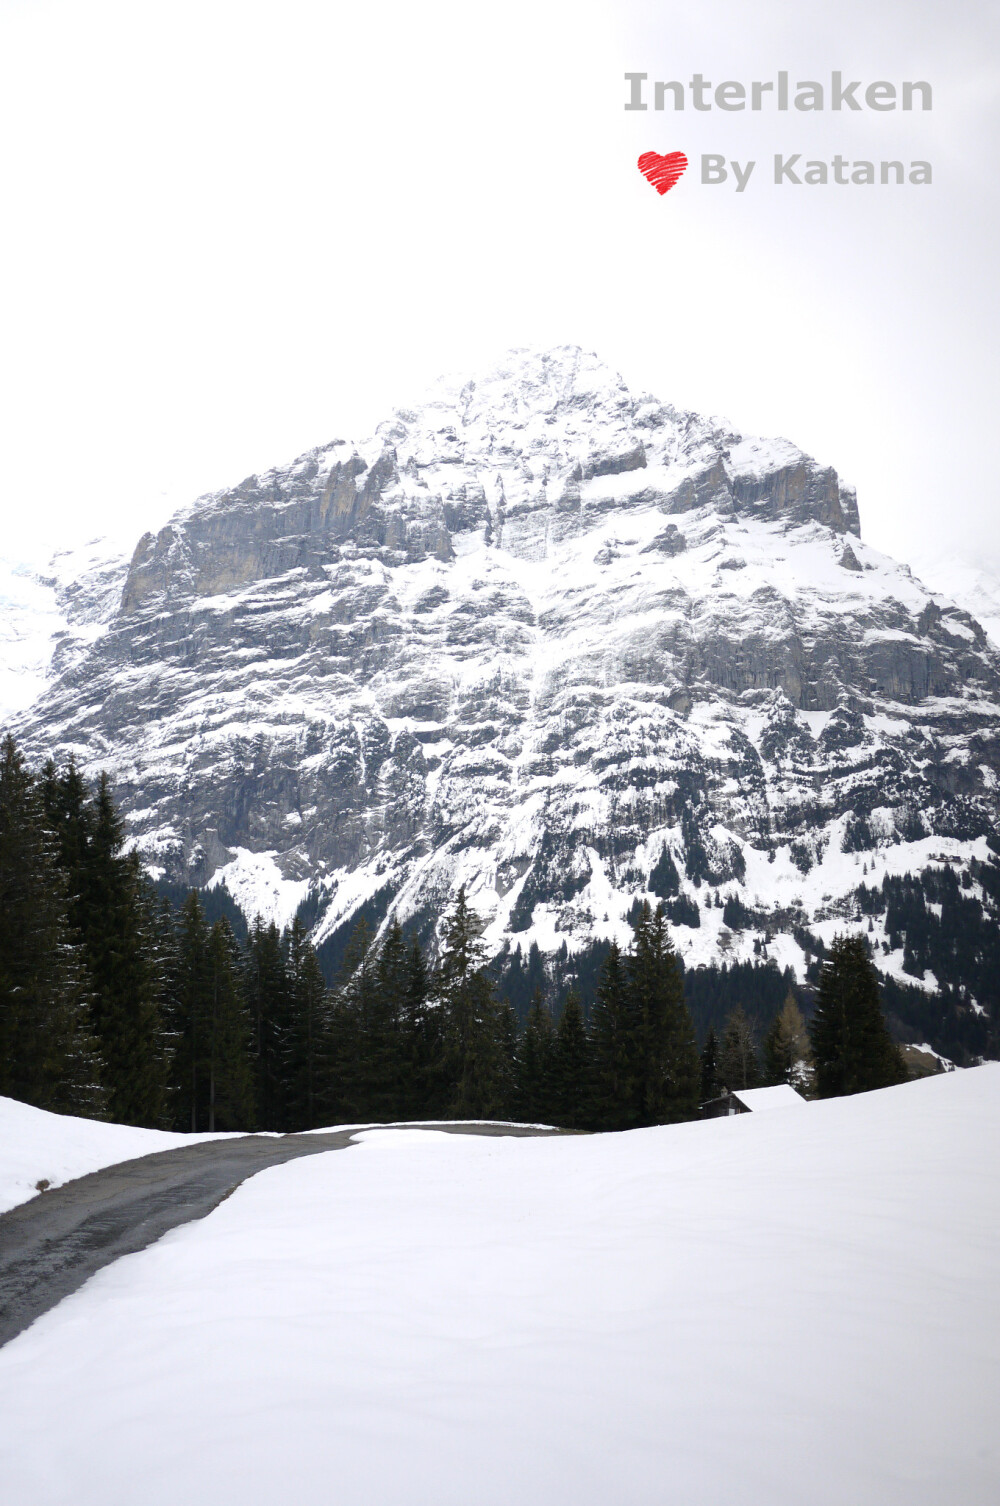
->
637 150 688 195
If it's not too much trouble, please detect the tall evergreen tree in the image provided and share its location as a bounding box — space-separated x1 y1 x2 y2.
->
627 903 701 1125
166 898 254 1131
242 918 289 1129
763 992 813 1092
436 887 509 1119
590 909 700 1129
282 916 329 1130
495 997 519 1122
367 918 413 1119
648 844 681 899
0 735 105 1115
589 941 635 1130
153 893 182 1086
204 919 254 1130
165 890 211 1131
43 766 167 1125
551 990 592 1129
403 930 441 1118
699 1026 721 1103
717 1005 761 1092
514 987 555 1123
443 966 509 1119
39 757 91 876
324 917 381 1122
810 934 907 1097
317 916 409 1125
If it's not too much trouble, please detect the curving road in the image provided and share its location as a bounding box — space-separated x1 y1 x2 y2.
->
0 1123 563 1349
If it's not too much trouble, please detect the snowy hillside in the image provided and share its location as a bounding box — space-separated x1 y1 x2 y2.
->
904 550 1000 651
9 347 1000 1025
0 1095 238 1214
1 1066 997 1506
0 538 130 723
0 559 65 719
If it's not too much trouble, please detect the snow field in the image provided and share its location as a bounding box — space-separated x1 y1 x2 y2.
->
1 1067 998 1505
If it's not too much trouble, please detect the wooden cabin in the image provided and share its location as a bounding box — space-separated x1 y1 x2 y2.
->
702 1084 807 1118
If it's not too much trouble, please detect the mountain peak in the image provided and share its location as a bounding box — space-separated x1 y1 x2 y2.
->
116 347 861 616
11 350 1000 1037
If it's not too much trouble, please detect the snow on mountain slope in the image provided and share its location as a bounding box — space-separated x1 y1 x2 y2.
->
0 537 131 723
0 558 64 720
0 1095 238 1214
10 347 1000 1017
904 550 1000 650
1 1066 997 1506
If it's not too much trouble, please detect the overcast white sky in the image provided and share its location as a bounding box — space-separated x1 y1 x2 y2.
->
0 0 996 573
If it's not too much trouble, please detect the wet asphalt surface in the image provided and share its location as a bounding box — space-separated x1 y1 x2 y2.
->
0 1123 564 1350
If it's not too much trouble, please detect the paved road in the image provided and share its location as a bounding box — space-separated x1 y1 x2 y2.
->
0 1123 563 1349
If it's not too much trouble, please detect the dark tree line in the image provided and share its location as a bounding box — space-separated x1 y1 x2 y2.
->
0 733 916 1132
698 939 909 1101
0 736 703 1130
0 736 105 1117
698 995 814 1100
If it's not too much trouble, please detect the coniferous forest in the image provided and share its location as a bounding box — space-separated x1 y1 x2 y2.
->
0 733 925 1131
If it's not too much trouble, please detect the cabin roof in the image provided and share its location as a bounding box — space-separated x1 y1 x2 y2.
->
729 1085 808 1112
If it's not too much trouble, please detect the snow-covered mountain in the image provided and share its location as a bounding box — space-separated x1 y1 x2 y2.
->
902 552 1000 653
0 538 132 722
9 347 1000 1015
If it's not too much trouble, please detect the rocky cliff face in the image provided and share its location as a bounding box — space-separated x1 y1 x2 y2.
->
12 347 1000 1005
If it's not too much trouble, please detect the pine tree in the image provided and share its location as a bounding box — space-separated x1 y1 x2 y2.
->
283 916 330 1129
495 997 519 1122
324 917 381 1122
717 1005 761 1091
524 942 548 1007
242 917 289 1129
165 890 211 1130
368 918 414 1120
444 966 509 1119
700 1026 720 1103
590 908 700 1129
39 757 91 875
627 903 701 1125
165 898 254 1132
648 844 680 899
44 767 167 1125
0 735 105 1115
436 887 509 1119
153 894 181 1080
437 886 485 986
204 919 254 1131
590 941 635 1129
514 987 555 1123
320 916 409 1125
764 991 813 1093
810 934 907 1097
551 990 592 1128
403 931 441 1118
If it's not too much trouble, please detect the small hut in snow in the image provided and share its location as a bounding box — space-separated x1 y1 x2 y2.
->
702 1084 807 1118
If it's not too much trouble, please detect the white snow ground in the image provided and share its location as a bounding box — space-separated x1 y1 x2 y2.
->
1 1067 998 1506
0 1095 240 1214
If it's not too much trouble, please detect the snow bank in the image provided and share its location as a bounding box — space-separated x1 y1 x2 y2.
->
1 1068 998 1505
0 1095 239 1214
